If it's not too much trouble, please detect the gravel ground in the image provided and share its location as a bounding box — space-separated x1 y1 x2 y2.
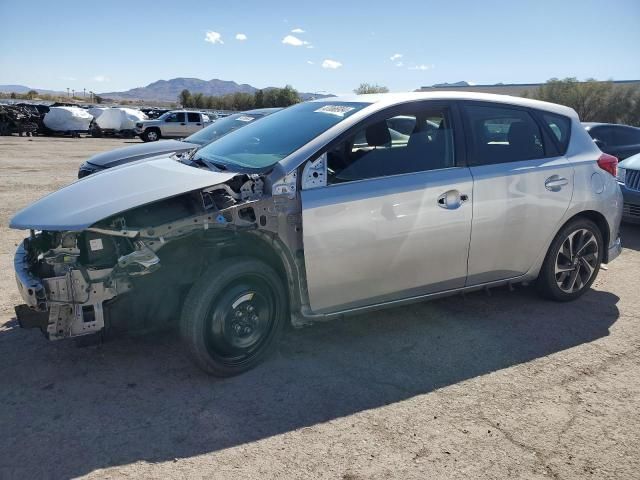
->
0 136 639 480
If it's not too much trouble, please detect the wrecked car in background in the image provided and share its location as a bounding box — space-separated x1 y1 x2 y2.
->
11 93 622 377
77 108 281 178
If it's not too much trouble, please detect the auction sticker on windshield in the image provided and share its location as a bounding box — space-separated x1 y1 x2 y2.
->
236 116 255 122
314 105 355 117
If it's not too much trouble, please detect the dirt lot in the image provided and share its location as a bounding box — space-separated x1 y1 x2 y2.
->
0 135 639 479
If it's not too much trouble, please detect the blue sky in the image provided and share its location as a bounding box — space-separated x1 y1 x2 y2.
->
1 0 639 95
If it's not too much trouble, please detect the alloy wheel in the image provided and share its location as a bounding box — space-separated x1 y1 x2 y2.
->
554 228 599 294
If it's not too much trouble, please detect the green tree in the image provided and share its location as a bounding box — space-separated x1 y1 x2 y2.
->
10 92 16 99
178 89 192 107
354 83 389 94
526 78 640 125
254 89 264 108
26 90 38 100
192 92 205 108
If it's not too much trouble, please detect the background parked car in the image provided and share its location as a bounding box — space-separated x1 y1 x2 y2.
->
135 110 212 142
583 122 640 160
78 108 281 178
617 151 640 223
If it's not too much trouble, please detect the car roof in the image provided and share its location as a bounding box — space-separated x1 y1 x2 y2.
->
310 91 578 118
582 122 640 130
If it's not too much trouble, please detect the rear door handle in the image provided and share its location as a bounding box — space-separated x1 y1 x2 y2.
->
545 175 568 191
437 190 469 209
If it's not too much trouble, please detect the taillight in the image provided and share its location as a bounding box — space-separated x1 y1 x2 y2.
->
597 153 618 177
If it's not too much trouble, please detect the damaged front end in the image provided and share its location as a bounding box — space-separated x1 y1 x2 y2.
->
12 156 303 341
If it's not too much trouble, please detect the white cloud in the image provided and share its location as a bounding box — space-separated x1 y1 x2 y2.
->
235 33 247 41
93 75 110 82
408 64 431 71
59 76 77 81
395 62 404 67
307 60 314 64
306 44 314 49
204 31 224 44
322 59 342 69
291 28 305 33
390 53 403 61
282 34 309 46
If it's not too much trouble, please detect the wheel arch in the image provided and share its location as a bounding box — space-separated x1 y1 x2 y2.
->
215 231 304 322
562 210 611 262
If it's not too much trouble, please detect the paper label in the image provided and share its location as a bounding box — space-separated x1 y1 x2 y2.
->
314 105 355 117
236 115 255 122
89 238 103 251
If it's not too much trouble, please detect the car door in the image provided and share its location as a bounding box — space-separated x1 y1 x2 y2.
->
300 102 473 314
462 103 574 285
186 112 204 135
162 112 187 136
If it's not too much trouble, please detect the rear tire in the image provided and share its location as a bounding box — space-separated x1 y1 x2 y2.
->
180 258 287 376
141 128 160 142
536 218 603 301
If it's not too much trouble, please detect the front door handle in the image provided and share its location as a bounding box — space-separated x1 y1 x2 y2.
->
437 190 468 209
545 175 568 191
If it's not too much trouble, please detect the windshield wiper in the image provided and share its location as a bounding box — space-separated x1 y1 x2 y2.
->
193 156 227 171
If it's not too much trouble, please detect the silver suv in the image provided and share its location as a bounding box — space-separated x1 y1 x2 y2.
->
135 110 211 142
11 93 623 376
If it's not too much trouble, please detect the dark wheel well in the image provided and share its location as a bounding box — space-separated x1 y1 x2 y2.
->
562 211 611 262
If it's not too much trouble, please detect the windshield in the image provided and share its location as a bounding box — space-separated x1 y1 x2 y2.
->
195 101 369 171
185 113 264 146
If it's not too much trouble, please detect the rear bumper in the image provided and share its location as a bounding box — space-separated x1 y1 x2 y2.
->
607 236 622 263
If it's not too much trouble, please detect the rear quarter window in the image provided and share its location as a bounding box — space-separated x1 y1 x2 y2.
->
541 112 571 154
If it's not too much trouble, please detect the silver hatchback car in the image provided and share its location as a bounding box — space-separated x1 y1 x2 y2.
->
11 92 623 376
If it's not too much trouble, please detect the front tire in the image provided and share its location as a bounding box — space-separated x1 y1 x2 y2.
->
141 128 160 142
537 218 603 301
180 258 287 376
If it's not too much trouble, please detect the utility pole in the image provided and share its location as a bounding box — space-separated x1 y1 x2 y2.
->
67 87 70 97
83 88 86 98
72 89 75 98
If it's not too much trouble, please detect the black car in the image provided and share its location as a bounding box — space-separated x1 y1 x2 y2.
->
78 108 281 178
583 122 640 160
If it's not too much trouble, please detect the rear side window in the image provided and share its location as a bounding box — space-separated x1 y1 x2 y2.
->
542 112 571 154
614 127 640 145
465 105 545 165
187 112 201 122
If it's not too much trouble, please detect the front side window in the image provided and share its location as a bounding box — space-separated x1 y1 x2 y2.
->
166 112 185 123
465 105 545 165
195 101 369 171
327 107 455 183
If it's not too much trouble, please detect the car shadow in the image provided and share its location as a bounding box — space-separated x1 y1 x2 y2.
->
0 284 620 478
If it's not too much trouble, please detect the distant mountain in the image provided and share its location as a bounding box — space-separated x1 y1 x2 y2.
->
99 77 332 102
431 81 471 88
0 84 66 95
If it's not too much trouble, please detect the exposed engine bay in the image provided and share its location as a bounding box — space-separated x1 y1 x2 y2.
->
15 172 307 341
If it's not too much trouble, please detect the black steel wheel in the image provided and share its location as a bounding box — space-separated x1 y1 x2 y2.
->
180 258 287 376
